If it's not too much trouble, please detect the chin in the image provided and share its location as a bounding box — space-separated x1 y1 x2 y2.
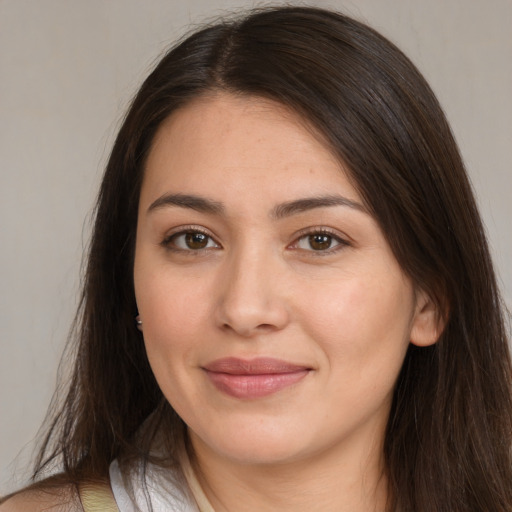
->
189 420 319 466
216 443 309 466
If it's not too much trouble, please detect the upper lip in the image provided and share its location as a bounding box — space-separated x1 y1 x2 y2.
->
203 357 311 375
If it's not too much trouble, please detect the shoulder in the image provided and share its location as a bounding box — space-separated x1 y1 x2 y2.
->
0 481 80 512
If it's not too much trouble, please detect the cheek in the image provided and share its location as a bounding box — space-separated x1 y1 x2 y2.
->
301 273 414 371
135 270 214 413
135 265 214 360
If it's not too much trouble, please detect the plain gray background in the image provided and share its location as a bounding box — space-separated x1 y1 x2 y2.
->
1 0 511 494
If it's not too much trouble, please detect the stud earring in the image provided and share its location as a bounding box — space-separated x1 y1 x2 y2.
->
135 315 143 331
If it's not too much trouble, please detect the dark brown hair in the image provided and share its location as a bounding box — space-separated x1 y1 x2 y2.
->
30 6 512 511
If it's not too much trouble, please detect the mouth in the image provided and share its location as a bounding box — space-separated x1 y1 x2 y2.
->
202 357 312 399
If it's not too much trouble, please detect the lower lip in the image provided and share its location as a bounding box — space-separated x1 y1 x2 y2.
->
205 370 310 399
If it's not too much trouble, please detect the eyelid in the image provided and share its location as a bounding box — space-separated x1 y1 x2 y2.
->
160 225 221 251
159 224 350 255
288 226 351 253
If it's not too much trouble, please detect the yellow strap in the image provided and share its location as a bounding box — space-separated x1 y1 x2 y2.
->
79 481 120 512
179 447 216 512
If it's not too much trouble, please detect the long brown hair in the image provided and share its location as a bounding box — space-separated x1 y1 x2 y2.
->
31 6 512 511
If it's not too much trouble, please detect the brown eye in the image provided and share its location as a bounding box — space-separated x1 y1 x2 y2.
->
185 232 209 249
293 231 347 253
308 234 333 251
165 230 219 251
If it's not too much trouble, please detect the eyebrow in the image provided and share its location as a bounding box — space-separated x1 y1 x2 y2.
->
271 195 367 219
147 193 367 218
148 193 224 215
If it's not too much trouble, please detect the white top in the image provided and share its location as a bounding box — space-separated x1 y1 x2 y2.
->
109 448 215 512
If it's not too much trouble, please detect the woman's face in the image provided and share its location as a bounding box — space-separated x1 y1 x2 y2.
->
134 93 437 467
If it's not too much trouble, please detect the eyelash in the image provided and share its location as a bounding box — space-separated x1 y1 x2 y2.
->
290 227 349 255
160 226 219 254
160 226 350 256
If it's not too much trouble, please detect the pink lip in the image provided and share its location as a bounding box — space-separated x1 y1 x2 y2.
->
203 357 311 399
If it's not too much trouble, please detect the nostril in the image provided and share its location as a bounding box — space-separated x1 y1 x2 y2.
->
214 274 290 336
221 321 279 337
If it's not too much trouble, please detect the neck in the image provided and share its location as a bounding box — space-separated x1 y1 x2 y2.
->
188 429 389 512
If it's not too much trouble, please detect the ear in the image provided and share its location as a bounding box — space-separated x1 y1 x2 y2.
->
409 289 446 347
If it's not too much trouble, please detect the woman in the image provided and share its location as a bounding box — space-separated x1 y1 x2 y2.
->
2 6 511 512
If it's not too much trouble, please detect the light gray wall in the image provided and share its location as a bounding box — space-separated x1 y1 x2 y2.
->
1 0 511 494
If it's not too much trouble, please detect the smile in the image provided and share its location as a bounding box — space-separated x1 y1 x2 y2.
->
202 357 311 399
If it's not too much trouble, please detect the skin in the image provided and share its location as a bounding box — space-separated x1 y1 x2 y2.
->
0 484 78 511
133 93 439 512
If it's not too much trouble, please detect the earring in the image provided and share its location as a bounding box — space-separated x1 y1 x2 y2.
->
135 315 143 331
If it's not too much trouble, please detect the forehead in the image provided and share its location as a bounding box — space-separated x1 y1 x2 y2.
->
140 93 361 209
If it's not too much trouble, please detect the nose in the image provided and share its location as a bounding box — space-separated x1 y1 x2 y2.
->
214 245 290 338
